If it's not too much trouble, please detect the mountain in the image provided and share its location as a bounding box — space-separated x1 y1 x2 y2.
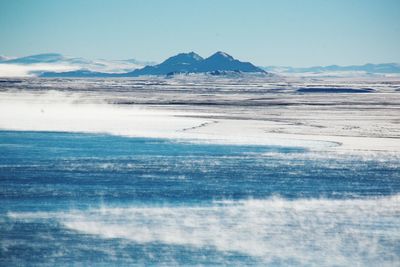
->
126 52 204 76
40 51 265 77
195 52 263 73
263 63 400 74
0 55 11 62
38 70 115 78
3 53 65 64
127 51 264 76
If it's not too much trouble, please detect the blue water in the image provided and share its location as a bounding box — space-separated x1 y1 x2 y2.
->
1 131 399 266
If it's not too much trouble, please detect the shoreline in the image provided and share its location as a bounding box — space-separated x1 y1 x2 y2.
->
1 105 399 154
0 76 399 154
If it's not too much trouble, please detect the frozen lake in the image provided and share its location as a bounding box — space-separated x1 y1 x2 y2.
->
1 131 399 266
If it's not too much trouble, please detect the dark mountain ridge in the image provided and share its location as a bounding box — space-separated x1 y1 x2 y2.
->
40 51 266 77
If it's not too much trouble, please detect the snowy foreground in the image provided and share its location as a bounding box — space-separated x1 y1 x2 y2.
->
0 75 399 153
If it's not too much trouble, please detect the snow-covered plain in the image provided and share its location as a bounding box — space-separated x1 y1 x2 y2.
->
0 75 399 153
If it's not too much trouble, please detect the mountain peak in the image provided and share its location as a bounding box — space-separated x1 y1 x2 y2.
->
208 51 234 61
161 52 204 67
187 52 203 60
195 51 264 73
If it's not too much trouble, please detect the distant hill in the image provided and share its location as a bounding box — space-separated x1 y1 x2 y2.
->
39 70 114 78
40 51 266 77
263 63 400 74
0 55 11 62
0 53 150 77
3 53 66 64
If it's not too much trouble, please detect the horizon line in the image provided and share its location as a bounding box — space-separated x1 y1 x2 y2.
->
1 51 399 68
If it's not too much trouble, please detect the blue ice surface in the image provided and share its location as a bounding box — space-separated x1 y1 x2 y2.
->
1 130 398 210
0 130 399 266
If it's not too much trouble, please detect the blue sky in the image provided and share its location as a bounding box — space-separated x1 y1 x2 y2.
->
0 0 399 66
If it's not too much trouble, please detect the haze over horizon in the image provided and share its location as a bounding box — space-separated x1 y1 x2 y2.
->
1 0 399 67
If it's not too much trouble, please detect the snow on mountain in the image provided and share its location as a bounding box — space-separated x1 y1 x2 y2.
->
121 51 265 77
193 51 262 73
127 52 205 76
